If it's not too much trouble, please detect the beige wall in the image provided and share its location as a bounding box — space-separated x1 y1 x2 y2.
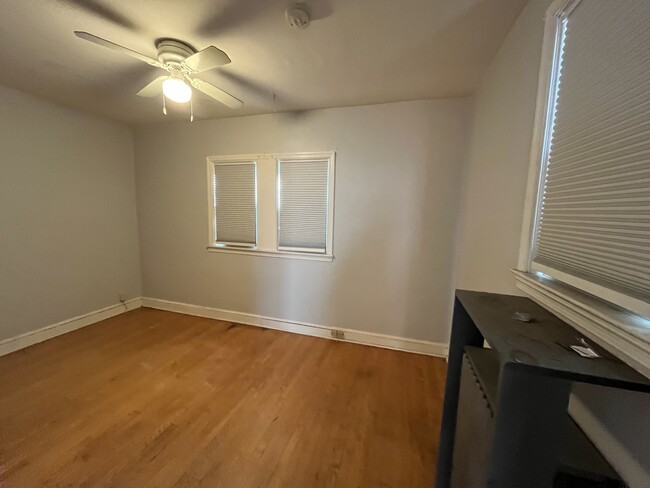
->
134 99 471 344
456 1 650 485
0 85 142 340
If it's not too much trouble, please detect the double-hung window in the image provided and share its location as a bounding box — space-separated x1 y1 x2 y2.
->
207 152 335 260
517 0 650 375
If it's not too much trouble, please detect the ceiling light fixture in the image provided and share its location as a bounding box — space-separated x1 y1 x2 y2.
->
162 77 192 103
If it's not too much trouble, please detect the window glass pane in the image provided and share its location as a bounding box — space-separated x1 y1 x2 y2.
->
278 160 329 252
213 162 257 246
532 0 650 303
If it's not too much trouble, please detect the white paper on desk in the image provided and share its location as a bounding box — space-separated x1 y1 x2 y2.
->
570 345 601 358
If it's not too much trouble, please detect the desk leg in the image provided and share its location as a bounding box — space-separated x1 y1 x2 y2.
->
435 298 484 488
487 365 571 488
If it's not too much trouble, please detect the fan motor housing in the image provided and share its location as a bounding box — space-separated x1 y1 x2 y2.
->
155 39 196 65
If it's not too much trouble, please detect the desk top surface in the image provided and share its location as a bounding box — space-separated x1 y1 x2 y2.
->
456 290 650 391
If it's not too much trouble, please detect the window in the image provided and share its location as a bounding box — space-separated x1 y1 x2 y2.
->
210 161 257 247
207 152 335 260
517 0 650 375
278 159 331 253
521 0 650 319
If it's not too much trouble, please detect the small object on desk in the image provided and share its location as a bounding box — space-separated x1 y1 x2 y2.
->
570 345 601 359
512 311 532 322
578 337 594 348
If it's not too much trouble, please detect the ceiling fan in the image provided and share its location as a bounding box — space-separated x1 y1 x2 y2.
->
74 31 243 119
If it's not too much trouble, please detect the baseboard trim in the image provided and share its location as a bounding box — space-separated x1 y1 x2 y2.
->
0 297 448 359
0 298 142 357
141 297 448 358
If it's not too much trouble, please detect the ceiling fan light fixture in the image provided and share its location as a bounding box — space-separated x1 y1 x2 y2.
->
74 31 242 110
162 77 192 103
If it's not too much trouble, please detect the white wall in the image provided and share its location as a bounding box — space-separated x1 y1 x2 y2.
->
134 99 471 344
0 85 142 341
455 0 549 296
456 1 650 486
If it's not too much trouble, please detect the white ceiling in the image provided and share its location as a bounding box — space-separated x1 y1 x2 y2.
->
0 0 528 124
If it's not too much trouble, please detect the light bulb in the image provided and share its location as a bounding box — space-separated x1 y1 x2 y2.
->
162 77 192 103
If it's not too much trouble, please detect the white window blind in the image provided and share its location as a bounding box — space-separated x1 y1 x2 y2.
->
532 0 650 306
212 162 257 247
278 159 330 253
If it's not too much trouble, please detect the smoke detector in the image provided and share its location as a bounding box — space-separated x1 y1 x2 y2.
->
286 4 311 29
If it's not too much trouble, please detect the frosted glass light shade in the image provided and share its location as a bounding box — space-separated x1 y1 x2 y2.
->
162 78 192 103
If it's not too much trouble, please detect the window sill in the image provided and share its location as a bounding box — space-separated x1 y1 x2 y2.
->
207 246 334 262
512 270 650 379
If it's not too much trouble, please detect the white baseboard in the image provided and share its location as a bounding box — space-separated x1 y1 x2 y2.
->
141 297 448 358
0 296 448 359
0 298 142 357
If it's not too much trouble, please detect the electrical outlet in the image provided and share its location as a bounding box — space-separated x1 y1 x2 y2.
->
331 329 345 340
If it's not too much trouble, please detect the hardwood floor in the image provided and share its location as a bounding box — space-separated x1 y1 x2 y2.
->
0 308 447 487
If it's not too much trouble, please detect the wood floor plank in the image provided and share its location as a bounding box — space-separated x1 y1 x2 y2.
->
0 308 446 487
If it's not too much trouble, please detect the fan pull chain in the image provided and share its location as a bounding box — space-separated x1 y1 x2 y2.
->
162 95 167 116
190 97 194 122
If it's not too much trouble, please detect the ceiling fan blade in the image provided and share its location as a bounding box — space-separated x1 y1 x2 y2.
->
64 0 137 30
190 77 243 109
136 76 167 97
74 31 161 67
183 46 231 72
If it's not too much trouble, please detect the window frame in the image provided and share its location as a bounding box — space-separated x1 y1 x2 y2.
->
516 0 650 377
519 0 575 271
206 151 335 262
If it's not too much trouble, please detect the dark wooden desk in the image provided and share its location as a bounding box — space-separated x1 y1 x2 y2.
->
435 291 650 488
